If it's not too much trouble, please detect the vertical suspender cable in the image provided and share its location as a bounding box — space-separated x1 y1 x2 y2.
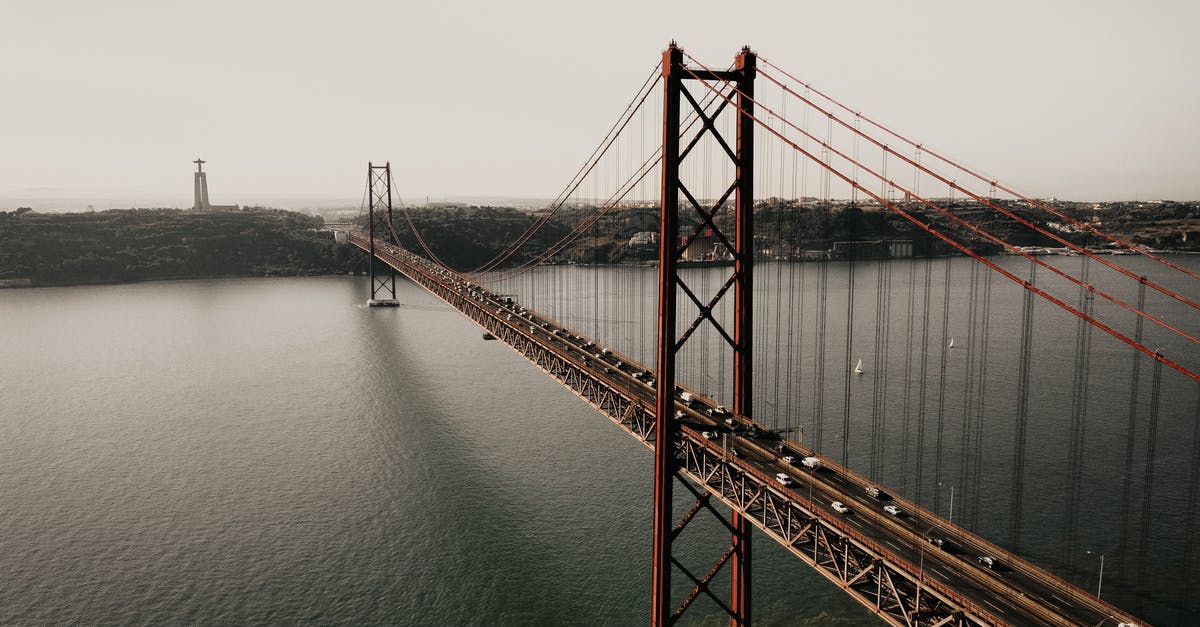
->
878 253 893 482
969 265 993 529
1183 382 1200 623
870 248 886 481
1118 278 1148 575
842 198 856 468
934 256 951 514
915 258 932 506
1010 263 1037 551
958 261 980 525
1062 257 1093 569
1137 357 1163 600
901 259 917 492
814 254 828 452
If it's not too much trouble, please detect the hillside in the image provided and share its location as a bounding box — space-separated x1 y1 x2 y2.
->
4 199 1197 289
0 208 360 287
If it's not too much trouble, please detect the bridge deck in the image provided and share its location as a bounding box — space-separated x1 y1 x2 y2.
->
352 234 1145 627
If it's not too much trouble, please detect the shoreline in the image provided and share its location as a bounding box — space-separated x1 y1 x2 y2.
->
0 271 362 290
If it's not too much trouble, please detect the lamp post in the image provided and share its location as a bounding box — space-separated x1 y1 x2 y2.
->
938 482 956 525
1086 550 1105 599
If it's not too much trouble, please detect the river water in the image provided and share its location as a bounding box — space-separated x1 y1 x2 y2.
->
1 262 1196 624
493 255 1200 624
1 277 873 625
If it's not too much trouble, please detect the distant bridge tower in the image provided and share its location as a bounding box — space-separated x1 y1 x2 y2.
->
653 43 756 626
366 162 400 307
192 158 210 210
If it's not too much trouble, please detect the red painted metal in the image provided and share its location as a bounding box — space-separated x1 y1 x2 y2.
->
367 162 398 305
729 46 756 627
651 43 682 627
652 43 756 626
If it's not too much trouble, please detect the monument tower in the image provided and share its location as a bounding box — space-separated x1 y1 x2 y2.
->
191 159 236 211
193 158 210 211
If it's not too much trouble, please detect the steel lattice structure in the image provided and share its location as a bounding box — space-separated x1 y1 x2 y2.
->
366 162 399 307
349 235 1137 625
653 43 758 626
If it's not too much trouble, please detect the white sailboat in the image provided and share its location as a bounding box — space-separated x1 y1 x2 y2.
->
854 358 864 375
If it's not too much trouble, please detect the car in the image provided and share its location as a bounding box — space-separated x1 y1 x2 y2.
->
978 556 998 570
782 455 796 464
774 473 793 486
883 505 902 516
926 536 946 548
831 501 850 514
701 431 718 440
865 486 883 499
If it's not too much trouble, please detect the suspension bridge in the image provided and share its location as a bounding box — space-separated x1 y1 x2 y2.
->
344 43 1199 626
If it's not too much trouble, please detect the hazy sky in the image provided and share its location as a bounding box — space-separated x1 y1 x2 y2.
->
3 0 1198 207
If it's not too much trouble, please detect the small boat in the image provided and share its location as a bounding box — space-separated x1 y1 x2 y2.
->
948 338 956 349
854 358 864 375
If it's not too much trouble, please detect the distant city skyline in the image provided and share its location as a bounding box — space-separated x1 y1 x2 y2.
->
3 0 1198 209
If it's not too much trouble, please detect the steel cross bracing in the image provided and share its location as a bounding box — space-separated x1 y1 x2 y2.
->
366 162 399 306
348 233 1143 627
654 43 757 626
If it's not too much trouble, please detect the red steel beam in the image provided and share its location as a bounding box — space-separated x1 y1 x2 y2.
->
651 42 683 627
729 46 756 627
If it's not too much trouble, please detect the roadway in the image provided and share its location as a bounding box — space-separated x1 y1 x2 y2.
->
355 235 1143 627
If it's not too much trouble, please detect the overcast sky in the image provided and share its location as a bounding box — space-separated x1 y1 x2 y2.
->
3 0 1198 208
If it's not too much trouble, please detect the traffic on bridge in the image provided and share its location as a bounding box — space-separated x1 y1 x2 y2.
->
352 232 1142 627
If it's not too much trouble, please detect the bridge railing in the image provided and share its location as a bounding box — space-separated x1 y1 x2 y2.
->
350 233 1144 626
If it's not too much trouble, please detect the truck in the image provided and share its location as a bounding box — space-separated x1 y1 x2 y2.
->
801 456 821 469
679 391 697 406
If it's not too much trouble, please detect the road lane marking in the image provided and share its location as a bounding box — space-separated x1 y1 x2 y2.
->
1051 593 1074 607
983 599 1006 614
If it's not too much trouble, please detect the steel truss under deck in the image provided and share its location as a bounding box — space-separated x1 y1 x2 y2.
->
349 234 1015 627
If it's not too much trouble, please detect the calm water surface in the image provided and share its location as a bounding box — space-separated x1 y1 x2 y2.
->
1 277 871 625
